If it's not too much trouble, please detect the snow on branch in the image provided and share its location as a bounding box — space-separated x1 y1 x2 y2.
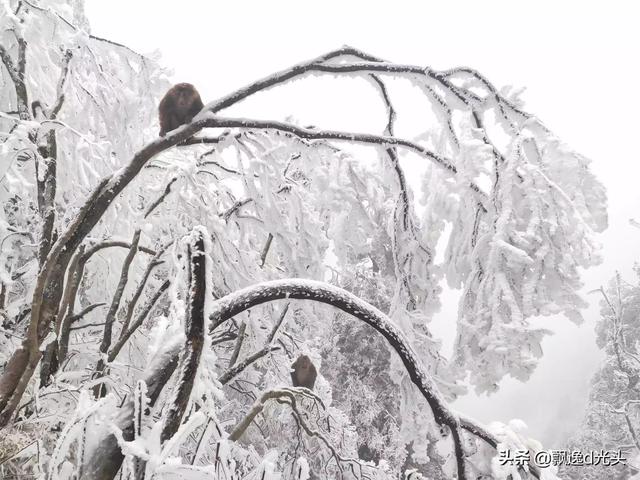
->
160 228 207 444
207 278 501 480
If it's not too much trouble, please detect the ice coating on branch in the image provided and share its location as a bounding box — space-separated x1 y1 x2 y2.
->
421 110 607 392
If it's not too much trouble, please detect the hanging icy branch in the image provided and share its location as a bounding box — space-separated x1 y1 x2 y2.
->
160 229 207 444
368 74 430 309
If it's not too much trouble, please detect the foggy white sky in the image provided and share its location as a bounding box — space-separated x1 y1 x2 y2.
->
85 0 640 446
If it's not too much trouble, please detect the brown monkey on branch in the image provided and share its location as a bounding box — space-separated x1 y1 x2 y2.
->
158 83 204 136
290 354 317 390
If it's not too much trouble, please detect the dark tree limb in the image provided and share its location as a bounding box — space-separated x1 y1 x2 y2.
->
49 49 73 120
107 279 170 363
160 230 206 443
227 321 246 369
259 233 274 268
144 177 178 218
0 39 30 121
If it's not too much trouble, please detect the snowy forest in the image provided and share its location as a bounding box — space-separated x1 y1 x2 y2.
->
0 1 638 479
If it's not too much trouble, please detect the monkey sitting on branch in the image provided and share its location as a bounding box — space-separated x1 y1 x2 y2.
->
290 354 317 390
158 83 204 136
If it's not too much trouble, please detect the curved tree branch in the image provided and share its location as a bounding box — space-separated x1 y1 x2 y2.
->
208 278 468 479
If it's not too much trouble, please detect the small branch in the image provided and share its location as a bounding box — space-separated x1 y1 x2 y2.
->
144 177 178 218
259 233 274 268
69 322 106 332
221 198 253 222
218 345 280 386
49 49 73 120
178 135 226 145
82 240 156 259
108 279 170 363
228 321 247 369
69 302 107 323
119 242 171 334
268 303 289 344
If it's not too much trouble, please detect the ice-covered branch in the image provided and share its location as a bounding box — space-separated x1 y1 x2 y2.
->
160 229 207 443
0 39 30 121
206 46 384 114
208 278 469 479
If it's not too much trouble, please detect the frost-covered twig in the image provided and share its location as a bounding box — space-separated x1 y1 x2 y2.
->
68 302 107 325
219 345 281 386
144 177 178 218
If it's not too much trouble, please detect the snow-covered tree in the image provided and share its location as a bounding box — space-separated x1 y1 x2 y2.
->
0 0 607 479
561 271 640 479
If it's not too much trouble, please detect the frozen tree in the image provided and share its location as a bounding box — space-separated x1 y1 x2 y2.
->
0 0 607 479
561 271 640 479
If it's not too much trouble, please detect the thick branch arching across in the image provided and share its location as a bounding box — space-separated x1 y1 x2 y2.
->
209 278 542 479
209 278 467 478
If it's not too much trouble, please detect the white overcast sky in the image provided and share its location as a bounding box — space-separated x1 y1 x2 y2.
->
86 0 640 446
